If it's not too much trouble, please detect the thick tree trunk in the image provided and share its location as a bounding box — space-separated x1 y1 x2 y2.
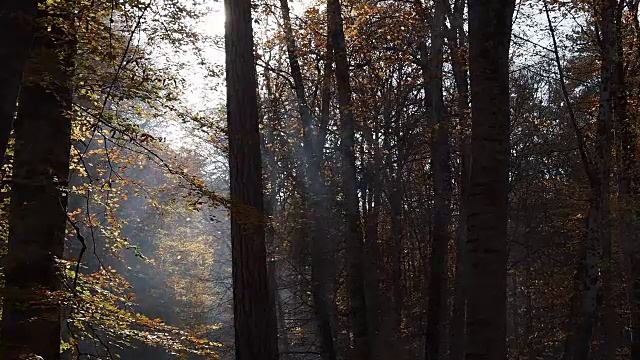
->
327 0 370 358
0 8 74 359
465 0 514 358
224 0 279 357
425 0 452 358
0 0 39 166
279 2 337 359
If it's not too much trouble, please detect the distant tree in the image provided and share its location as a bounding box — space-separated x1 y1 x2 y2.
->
224 0 279 358
561 0 617 357
278 1 337 359
327 0 371 358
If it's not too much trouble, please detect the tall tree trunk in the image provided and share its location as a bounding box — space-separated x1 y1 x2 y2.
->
376 94 404 359
274 272 291 359
615 2 640 356
446 1 470 358
225 0 279 357
0 8 74 359
425 0 452 358
268 258 291 359
0 0 39 166
542 3 602 358
382 78 404 342
363 125 384 360
595 1 617 357
559 0 617 357
465 0 514 358
262 82 290 358
327 0 370 358
390 176 404 332
278 2 337 358
279 0 315 150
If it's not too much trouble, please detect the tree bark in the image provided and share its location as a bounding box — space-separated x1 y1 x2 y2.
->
425 0 452 358
327 0 371 358
446 1 470 358
615 2 640 355
563 1 617 358
224 0 279 357
594 1 617 357
362 122 384 360
0 0 39 166
542 3 604 358
390 176 404 333
0 8 74 359
465 0 514 358
262 80 290 358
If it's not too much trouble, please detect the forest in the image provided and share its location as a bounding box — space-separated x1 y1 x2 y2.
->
0 0 638 359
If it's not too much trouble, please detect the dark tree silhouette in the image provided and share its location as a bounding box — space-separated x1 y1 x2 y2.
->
424 0 452 358
0 0 39 166
0 8 75 359
224 0 279 358
465 0 515 358
328 0 371 358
